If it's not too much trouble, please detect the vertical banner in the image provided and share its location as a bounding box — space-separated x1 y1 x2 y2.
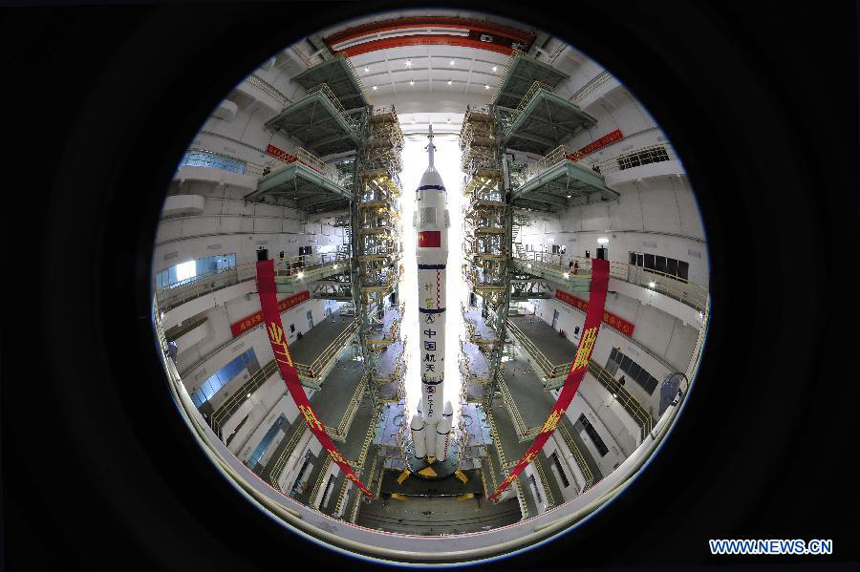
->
489 258 610 501
256 260 374 498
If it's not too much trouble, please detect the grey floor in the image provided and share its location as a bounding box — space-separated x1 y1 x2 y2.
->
367 305 401 342
356 493 521 535
309 354 366 430
373 339 403 378
464 306 497 340
498 356 555 430
508 315 578 365
289 310 354 364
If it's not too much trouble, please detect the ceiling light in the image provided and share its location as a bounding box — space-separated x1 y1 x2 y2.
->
333 264 338 270
372 85 377 90
449 60 455 66
527 263 532 269
492 65 498 72
246 393 251 398
567 194 572 198
447 80 452 86
563 272 569 279
409 80 415 86
364 66 369 72
597 237 609 244
484 84 490 90
298 272 304 279
648 281 656 288
405 60 412 67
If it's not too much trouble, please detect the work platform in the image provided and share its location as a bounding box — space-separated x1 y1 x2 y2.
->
463 305 499 347
287 310 359 389
460 341 490 403
245 160 353 213
291 56 368 111
512 156 619 212
510 257 592 293
265 87 361 157
502 87 597 155
493 52 569 109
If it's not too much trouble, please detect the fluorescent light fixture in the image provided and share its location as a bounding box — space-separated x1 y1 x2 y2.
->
492 65 498 72
246 393 251 398
364 66 369 72
484 84 490 89
563 272 569 279
649 281 656 288
333 264 338 270
409 80 415 86
449 59 455 65
597 237 609 244
405 60 412 67
447 80 452 85
567 194 572 198
298 272 304 279
372 85 377 90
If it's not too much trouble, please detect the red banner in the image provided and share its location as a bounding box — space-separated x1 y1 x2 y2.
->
418 231 441 248
554 289 635 336
230 290 310 338
257 260 374 499
489 259 610 501
566 129 623 162
266 144 297 164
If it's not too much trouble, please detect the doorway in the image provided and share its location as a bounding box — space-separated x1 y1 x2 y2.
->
551 309 560 330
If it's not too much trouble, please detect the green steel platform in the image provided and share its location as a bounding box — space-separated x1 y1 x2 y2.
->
291 56 368 110
493 52 569 109
512 160 619 212
265 91 360 157
502 89 596 155
245 161 353 213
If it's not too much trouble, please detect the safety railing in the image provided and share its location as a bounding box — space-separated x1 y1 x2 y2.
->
512 252 708 312
155 253 350 313
489 48 524 105
505 318 570 381
327 373 368 440
247 74 290 106
294 320 359 381
586 361 654 436
306 83 357 130
569 71 612 106
497 375 539 440
507 80 555 127
266 421 307 491
262 146 353 189
556 420 595 491
588 143 677 176
515 143 605 189
211 360 279 427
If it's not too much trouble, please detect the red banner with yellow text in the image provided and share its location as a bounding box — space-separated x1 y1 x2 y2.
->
489 259 610 501
256 260 374 498
554 289 635 336
230 290 310 338
566 129 623 162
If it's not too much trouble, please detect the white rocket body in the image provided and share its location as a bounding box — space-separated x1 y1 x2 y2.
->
411 126 453 463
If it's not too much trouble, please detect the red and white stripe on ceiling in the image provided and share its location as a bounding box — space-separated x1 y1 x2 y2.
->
324 16 536 57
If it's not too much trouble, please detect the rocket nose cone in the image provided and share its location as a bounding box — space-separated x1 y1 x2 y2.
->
443 401 454 416
410 414 425 430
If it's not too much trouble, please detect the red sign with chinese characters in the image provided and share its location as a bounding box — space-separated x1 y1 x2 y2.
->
566 129 623 162
257 260 374 499
555 289 635 336
489 259 610 501
230 290 310 338
265 144 297 164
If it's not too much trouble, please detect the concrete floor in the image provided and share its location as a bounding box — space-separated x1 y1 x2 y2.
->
464 306 497 341
289 310 354 364
309 354 366 431
499 355 555 430
508 314 578 365
356 493 521 535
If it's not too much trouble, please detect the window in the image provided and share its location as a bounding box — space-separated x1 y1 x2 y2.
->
247 413 287 470
612 348 659 396
528 474 543 504
550 451 570 488
616 146 670 171
179 149 247 174
191 348 257 408
578 414 609 457
155 253 236 291
629 251 689 283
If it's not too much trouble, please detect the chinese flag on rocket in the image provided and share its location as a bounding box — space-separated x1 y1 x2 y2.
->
256 260 374 499
418 231 441 247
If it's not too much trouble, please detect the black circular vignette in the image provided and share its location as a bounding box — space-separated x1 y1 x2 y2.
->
2 1 857 571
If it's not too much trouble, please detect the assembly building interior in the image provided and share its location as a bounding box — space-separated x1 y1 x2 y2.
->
150 8 709 564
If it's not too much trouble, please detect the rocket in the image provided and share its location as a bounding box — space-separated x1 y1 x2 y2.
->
410 126 453 464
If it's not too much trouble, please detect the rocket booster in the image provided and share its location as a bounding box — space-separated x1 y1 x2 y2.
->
415 125 449 426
